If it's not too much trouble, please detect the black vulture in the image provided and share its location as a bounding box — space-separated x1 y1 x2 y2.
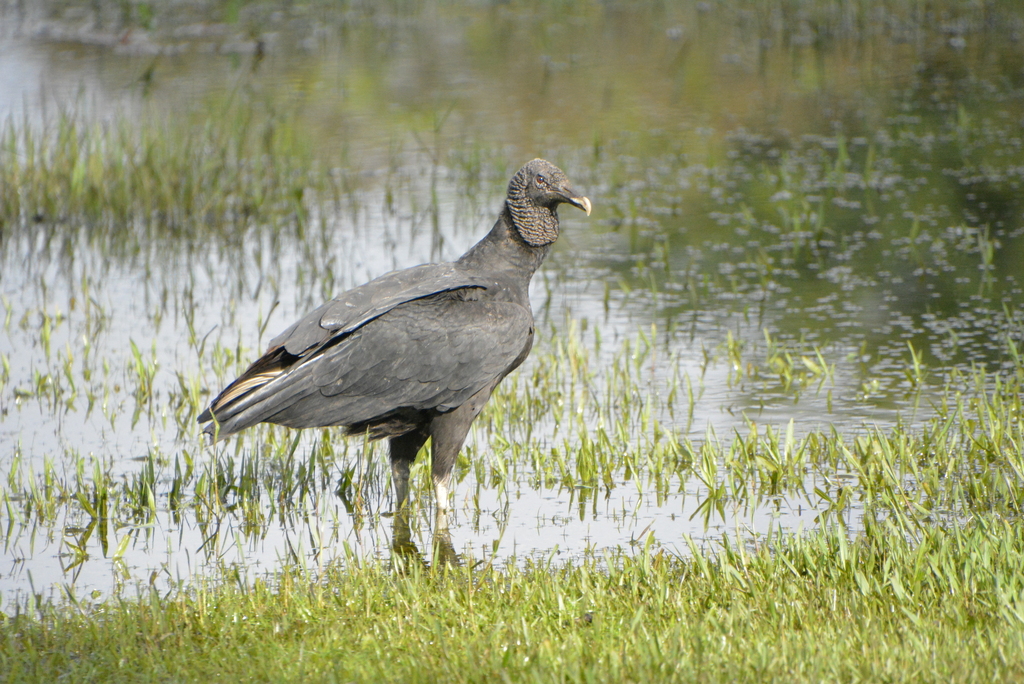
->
198 159 592 511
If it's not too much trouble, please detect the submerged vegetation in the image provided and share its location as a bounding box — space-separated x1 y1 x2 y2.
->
2 0 1024 679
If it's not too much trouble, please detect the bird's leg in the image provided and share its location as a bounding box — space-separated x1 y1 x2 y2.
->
428 383 497 512
428 417 470 513
391 458 412 510
433 477 452 514
389 429 428 511
434 505 450 534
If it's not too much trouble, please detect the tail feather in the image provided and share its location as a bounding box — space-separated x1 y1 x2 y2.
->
201 371 321 438
199 347 302 438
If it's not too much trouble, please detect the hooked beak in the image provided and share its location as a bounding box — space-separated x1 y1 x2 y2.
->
561 192 593 216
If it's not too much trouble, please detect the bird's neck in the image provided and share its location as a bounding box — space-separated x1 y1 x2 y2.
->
457 208 551 283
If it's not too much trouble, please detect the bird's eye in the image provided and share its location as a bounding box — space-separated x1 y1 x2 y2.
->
536 175 547 187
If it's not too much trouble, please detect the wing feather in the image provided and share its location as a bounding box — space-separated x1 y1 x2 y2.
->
202 293 533 437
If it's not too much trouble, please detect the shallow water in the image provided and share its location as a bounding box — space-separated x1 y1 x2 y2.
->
2 1 1024 611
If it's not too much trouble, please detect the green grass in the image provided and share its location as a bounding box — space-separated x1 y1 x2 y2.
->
3 326 1024 681
5 3 1024 680
4 320 1019 571
3 517 1024 682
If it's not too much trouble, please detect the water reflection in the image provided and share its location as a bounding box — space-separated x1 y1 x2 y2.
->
390 511 461 571
2 1 1024 612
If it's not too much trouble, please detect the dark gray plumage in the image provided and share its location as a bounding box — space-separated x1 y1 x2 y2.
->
198 159 591 511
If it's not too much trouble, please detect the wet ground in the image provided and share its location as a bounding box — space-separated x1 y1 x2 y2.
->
2 1 1023 611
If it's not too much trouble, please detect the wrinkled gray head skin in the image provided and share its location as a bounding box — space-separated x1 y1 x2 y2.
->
506 159 592 247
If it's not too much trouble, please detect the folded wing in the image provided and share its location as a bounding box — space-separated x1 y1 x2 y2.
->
200 291 533 439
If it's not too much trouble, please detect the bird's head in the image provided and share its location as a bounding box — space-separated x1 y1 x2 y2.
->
506 159 592 247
